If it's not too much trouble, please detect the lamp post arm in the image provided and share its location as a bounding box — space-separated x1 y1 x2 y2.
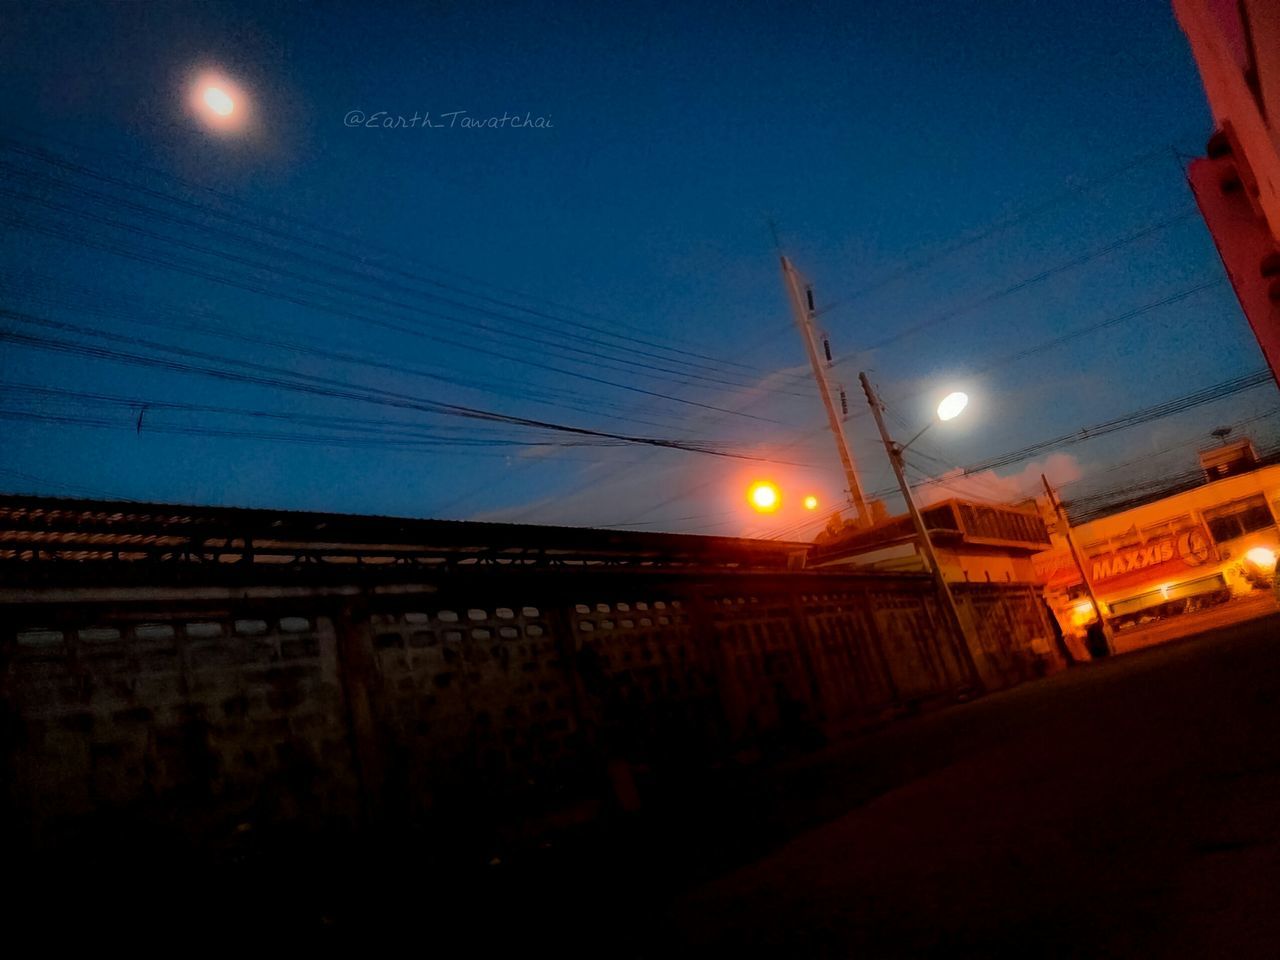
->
899 420 934 454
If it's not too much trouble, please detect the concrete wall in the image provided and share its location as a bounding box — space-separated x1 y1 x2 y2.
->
1 569 1061 857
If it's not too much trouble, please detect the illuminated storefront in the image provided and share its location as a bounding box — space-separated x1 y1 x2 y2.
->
1038 443 1280 638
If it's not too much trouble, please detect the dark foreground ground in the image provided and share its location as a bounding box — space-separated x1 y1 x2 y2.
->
18 613 1280 956
668 612 1280 957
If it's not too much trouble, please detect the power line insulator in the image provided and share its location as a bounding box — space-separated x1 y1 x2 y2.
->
823 337 832 362
805 286 815 313
840 388 848 416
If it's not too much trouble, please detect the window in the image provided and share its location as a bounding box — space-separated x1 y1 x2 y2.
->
1204 495 1276 544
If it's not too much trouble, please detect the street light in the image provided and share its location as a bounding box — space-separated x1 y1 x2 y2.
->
937 391 969 422
859 373 983 692
748 480 781 513
896 390 970 455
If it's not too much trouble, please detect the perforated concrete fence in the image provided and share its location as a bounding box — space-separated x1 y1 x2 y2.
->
1 568 1062 854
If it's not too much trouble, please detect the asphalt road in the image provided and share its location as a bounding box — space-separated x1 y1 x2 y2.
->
665 612 1280 957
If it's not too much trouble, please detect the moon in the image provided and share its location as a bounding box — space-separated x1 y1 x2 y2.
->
202 86 235 117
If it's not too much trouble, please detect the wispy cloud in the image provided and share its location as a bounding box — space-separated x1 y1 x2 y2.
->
914 452 1082 507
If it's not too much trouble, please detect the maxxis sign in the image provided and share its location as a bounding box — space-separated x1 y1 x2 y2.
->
1089 527 1213 587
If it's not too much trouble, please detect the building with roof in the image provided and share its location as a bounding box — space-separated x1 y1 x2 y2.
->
1037 440 1280 639
808 497 1053 585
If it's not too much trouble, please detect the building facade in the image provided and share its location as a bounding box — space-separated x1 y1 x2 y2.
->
1037 444 1280 638
1176 0 1280 385
810 498 1053 585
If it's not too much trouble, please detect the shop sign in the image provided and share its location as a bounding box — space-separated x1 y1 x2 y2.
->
1089 528 1212 583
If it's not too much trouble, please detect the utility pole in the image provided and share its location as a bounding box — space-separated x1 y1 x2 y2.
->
780 256 870 527
1041 474 1114 657
860 372 983 692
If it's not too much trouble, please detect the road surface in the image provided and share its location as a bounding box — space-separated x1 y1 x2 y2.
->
1110 590 1278 653
665 612 1280 957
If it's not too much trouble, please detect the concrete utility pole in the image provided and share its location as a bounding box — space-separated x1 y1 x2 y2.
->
780 256 870 527
860 372 983 692
1041 474 1115 657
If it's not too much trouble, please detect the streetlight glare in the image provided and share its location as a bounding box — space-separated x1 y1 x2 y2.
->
202 86 235 116
937 391 969 422
748 481 780 513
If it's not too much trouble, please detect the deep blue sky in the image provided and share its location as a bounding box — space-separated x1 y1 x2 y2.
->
1 0 1273 535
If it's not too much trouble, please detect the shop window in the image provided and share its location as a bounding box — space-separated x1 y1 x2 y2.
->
1204 495 1276 543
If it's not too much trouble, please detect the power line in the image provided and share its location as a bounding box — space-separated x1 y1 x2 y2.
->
868 276 1229 417
770 205 1206 388
869 368 1276 498
0 408 661 461
1063 441 1280 523
1 276 704 436
0 308 805 464
1058 404 1280 496
961 370 1275 474
0 134 767 376
815 132 1201 314
0 205 787 424
966 279 1225 374
0 186 804 414
0 149 784 396
0 381 658 449
861 207 1202 352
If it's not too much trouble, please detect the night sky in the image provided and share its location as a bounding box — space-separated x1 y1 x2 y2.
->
1 0 1273 537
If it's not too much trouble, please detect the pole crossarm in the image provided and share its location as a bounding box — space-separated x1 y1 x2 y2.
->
780 256 870 527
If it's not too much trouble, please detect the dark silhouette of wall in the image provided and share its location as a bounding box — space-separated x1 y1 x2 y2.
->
1 564 1060 858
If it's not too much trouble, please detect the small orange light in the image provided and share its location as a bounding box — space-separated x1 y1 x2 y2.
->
748 481 780 513
803 495 818 510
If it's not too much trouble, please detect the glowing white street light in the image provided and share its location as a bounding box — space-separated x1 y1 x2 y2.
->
937 391 969 422
894 388 971 454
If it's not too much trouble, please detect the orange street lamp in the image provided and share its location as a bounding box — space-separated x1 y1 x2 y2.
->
748 481 780 513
